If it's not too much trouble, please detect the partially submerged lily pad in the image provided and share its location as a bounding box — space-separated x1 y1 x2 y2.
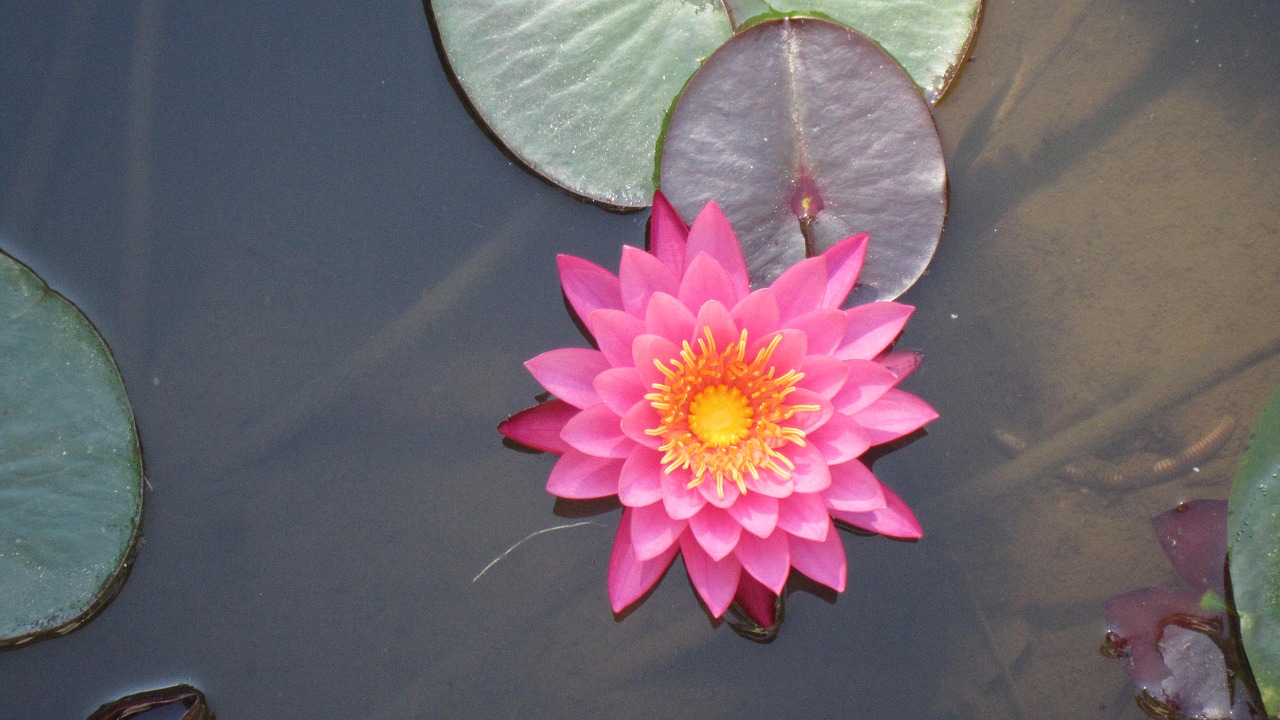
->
429 0 978 208
658 17 947 302
1229 383 1280 715
0 250 143 648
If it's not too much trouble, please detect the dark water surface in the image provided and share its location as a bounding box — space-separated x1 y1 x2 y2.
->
2 1 1278 718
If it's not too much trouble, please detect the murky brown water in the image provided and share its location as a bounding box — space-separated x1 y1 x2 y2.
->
0 0 1277 718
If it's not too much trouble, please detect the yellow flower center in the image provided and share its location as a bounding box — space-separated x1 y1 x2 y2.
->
644 327 819 498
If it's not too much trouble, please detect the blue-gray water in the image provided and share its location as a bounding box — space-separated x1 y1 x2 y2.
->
1 1 1278 718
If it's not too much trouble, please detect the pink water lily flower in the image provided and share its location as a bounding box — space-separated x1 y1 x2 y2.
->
499 192 938 624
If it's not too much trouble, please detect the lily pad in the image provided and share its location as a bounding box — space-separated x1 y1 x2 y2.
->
428 0 979 208
1229 383 1280 714
0 250 143 649
658 17 947 302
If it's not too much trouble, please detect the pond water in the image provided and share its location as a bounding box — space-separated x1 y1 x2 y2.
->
1 0 1278 718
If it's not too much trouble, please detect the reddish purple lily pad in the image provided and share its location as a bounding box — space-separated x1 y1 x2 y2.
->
658 17 947 304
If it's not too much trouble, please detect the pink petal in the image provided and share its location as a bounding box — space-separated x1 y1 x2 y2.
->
726 491 779 539
697 476 742 508
788 443 832 493
819 234 869 308
777 492 830 541
619 400 663 450
678 252 739 312
632 333 680 388
557 254 622 334
734 529 791 594
560 404 633 458
680 535 742 618
689 507 743 561
609 509 679 612
831 483 922 539
661 468 706 519
685 201 750 301
807 412 871 465
769 257 827 322
789 528 847 592
878 349 923 383
525 347 609 409
644 292 696 344
497 399 577 454
734 573 779 627
589 309 646 368
619 245 678 315
823 460 887 512
546 450 623 499
830 359 899 415
788 389 834 434
745 467 794 499
751 328 806 373
630 501 686 561
797 354 849 399
731 287 781 342
854 389 939 445
693 299 739 351
785 308 848 356
648 191 688 278
836 302 914 360
593 367 646 416
618 447 665 508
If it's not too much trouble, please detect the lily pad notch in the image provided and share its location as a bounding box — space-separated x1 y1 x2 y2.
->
0 249 145 649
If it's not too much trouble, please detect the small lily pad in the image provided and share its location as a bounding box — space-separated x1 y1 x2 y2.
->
0 250 143 649
428 0 979 208
658 17 947 302
1229 383 1280 715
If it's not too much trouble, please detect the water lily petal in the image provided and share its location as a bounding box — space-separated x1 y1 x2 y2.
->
678 252 739 312
726 491 779 539
797 354 849 399
525 348 609 409
698 477 741 508
785 308 848 356
746 467 794 499
823 460 887 512
685 200 750 301
593 367 646 416
855 389 939 445
590 309 646 367
734 529 791 594
790 528 847 592
751 328 806 373
620 245 678 315
632 333 680 388
777 492 830 541
649 191 688 278
618 447 665 508
609 510 679 612
807 412 872 465
731 287 780 341
497 399 577 454
557 254 622 333
769 256 827 322
680 535 741 618
879 349 923 383
546 450 623 499
693 299 739 350
788 443 832 493
819 234 869 308
689 507 743 561
831 483 922 539
734 573 779 627
789 388 834 433
644 292 696 344
836 302 914 360
661 468 706 519
561 403 633 458
831 359 899 415
619 400 663 450
631 501 687 561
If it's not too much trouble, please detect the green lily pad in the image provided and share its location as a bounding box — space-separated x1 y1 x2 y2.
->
428 0 980 208
1228 382 1280 714
0 250 143 649
658 17 947 302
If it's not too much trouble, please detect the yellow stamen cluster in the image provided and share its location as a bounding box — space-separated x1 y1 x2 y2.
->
644 327 819 498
